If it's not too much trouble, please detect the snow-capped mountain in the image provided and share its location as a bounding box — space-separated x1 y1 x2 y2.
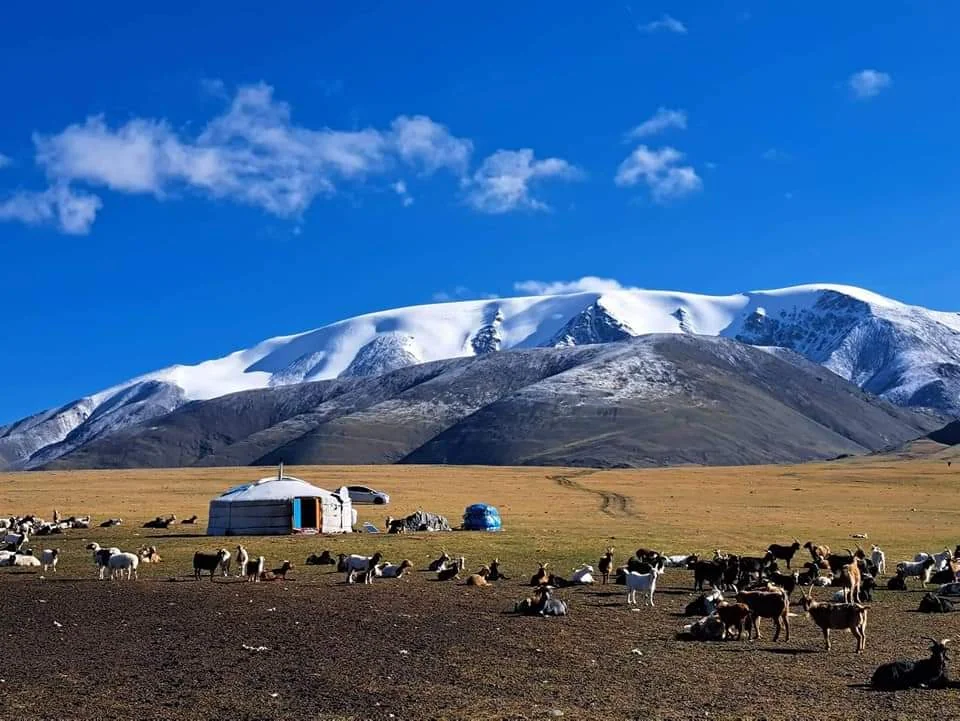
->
3 283 959 470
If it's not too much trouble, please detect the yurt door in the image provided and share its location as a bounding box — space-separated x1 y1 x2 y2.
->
291 499 302 531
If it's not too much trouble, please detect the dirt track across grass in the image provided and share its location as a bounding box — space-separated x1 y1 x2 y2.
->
4 567 960 721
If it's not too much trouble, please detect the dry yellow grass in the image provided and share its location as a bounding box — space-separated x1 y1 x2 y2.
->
2 456 959 578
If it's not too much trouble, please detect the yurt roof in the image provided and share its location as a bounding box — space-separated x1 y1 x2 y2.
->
214 476 340 503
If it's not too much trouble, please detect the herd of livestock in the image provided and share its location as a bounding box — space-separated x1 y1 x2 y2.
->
2 512 958 691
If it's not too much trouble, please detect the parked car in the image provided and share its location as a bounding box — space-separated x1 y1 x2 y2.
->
346 485 390 505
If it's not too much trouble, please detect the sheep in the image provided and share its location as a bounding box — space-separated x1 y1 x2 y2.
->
799 587 868 652
897 557 936 587
870 544 886 576
677 615 726 641
305 550 336 566
4 553 41 568
437 556 465 582
624 567 663 607
193 549 231 580
86 543 120 580
40 548 59 573
487 558 507 581
598 548 614 585
887 570 908 591
108 552 140 581
465 566 491 587
234 545 249 577
715 601 752 641
872 638 951 690
428 551 451 572
530 562 550 587
736 588 790 641
378 560 413 579
685 589 723 617
570 564 595 585
803 541 830 565
838 562 862 603
918 593 955 613
245 556 265 582
766 539 802 569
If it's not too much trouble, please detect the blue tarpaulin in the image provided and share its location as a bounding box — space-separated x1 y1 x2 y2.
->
462 503 502 531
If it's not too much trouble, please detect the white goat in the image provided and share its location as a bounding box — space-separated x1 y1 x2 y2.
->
108 552 139 581
625 567 663 606
40 549 59 573
233 545 249 577
570 564 596 584
933 549 953 571
6 553 41 568
342 553 382 572
87 543 121 580
870 545 886 576
898 558 936 586
664 554 694 568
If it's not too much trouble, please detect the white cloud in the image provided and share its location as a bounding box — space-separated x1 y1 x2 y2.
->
626 108 687 139
0 183 102 234
392 180 414 207
849 69 891 99
0 153 11 169
465 149 581 214
614 145 702 202
389 115 472 176
762 148 789 161
514 276 635 296
639 14 687 34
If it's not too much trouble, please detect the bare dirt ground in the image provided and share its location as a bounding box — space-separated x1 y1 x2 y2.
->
2 458 960 719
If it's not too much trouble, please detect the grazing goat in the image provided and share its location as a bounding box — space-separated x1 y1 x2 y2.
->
685 589 723 617
570 564 595 585
803 541 830 565
305 550 336 566
233 545 249 577
437 556 465 582
378 560 413 579
736 588 790 641
918 593 954 613
870 544 886 576
40 548 59 573
872 638 951 690
715 601 752 641
800 587 867 652
428 551 451 572
488 558 507 581
530 562 550 587
624 567 663 607
598 548 614 585
465 566 491 587
897 557 936 587
245 556 265 582
193 549 231 580
766 540 801 569
108 552 140 581
887 570 908 591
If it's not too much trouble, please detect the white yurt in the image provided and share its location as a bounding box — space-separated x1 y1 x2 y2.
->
207 466 354 536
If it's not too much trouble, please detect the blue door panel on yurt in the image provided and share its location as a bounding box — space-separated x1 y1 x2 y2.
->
292 498 302 530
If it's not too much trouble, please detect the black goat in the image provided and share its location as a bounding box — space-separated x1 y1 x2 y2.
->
919 593 955 613
684 591 722 617
692 560 725 592
887 570 908 591
872 638 951 690
766 540 801 569
767 569 800 598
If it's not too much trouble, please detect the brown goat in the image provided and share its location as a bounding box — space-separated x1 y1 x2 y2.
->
465 566 491 587
715 601 752 641
530 562 550 587
803 541 830 564
839 562 862 603
598 548 614 585
800 587 868 652
736 588 790 642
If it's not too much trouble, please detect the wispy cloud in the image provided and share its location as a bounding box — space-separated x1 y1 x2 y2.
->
392 180 414 207
465 149 582 214
849 69 891 99
0 153 11 169
432 285 498 302
0 183 102 234
615 145 702 203
762 148 790 161
514 276 636 296
639 14 687 34
626 108 687 140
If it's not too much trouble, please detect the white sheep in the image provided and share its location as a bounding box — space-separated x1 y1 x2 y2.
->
234 545 249 577
625 567 663 606
87 543 121 580
41 549 59 573
108 552 140 581
4 553 41 568
570 564 596 584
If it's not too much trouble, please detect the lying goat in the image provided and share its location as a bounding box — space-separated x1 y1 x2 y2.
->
872 638 951 690
305 550 336 566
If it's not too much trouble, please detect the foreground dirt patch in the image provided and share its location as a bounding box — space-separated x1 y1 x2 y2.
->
4 568 960 721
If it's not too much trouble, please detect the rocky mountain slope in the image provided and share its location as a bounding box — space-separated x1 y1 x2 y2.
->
43 335 944 470
4 283 959 470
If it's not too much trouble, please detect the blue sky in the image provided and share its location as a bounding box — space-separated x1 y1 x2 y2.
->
1 1 958 423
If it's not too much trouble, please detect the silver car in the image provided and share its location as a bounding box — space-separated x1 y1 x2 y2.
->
346 485 390 505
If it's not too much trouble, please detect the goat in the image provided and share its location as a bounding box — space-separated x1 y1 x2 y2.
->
193 549 231 580
181 515 199 525
516 587 568 617
800 587 867 652
933 548 953 571
824 549 857 574
887 570 908 591
245 556 265 582
143 514 176 529
137 546 162 564
870 544 886 576
570 564 595 585
86 543 120 580
715 601 752 641
465 566 491 587
624 567 663 607
305 550 336 566
341 552 384 574
736 588 790 641
386 516 406 534
930 562 959 585
3 553 41 568
108 552 139 581
663 554 695 568
872 638 951 690
803 541 830 565
598 548 614 585
231 545 249 577
938 582 960 597
437 556 465 582
897 557 936 587
767 569 800 598
838 562 862 603
685 589 723 617
677 615 726 642
530 562 550 587
487 558 507 581
738 555 772 587
40 548 59 573
766 539 802 569
428 551 451 572
692 559 725 592
99 518 123 528
378 559 413 579
918 593 955 613
268 560 293 580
